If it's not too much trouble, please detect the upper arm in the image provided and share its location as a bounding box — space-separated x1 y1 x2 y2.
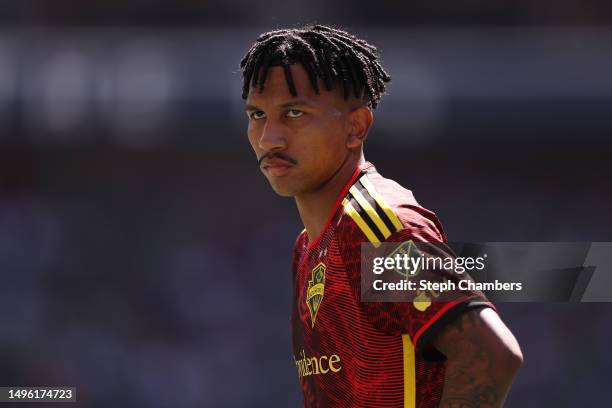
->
431 308 523 407
339 216 496 352
432 307 524 371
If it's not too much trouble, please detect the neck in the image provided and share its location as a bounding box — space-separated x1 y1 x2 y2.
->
295 151 365 243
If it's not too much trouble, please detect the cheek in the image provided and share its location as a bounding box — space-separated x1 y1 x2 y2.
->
293 129 346 175
247 124 261 151
309 121 346 157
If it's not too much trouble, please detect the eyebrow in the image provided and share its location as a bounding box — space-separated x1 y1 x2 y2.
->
245 99 314 111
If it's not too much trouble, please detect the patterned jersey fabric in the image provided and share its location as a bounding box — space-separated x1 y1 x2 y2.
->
291 162 494 407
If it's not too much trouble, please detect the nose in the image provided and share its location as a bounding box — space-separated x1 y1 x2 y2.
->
258 118 287 152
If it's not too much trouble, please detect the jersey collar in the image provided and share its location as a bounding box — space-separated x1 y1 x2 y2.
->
305 161 376 249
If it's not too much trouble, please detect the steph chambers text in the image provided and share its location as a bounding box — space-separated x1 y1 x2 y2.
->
372 279 523 292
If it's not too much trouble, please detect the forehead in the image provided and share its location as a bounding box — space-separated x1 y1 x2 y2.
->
246 64 343 109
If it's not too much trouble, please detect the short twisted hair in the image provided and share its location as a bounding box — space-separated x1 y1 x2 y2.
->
239 24 391 109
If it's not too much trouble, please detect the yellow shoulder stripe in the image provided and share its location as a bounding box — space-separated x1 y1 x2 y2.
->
359 175 404 231
342 198 381 247
349 185 393 239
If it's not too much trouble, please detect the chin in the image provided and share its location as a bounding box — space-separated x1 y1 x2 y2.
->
269 183 298 197
267 178 305 197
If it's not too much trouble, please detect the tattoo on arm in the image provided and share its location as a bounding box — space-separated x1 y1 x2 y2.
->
434 309 519 408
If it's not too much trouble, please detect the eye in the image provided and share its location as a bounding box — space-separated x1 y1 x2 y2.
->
286 109 304 118
249 111 266 120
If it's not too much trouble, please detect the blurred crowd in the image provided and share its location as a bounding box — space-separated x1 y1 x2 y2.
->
1 1 612 407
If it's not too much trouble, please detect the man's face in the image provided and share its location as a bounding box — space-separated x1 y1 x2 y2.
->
245 64 353 197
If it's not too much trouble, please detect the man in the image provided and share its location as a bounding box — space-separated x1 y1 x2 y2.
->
240 24 523 407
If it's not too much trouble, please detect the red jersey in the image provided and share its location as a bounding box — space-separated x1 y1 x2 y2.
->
291 162 494 407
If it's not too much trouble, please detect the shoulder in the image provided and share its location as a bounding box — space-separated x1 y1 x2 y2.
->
336 164 447 248
292 228 308 255
291 228 309 280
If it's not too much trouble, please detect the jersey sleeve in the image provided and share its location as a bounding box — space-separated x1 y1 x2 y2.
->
337 209 495 358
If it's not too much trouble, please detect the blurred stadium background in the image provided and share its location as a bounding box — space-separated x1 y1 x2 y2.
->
1 1 612 407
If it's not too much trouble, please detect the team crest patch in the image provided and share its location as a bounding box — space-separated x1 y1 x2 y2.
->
413 291 432 312
389 240 423 278
306 262 326 328
388 240 430 311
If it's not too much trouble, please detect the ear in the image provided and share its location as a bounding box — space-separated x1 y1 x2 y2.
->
346 106 373 149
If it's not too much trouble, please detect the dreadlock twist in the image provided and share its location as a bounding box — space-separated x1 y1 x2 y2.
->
239 24 391 109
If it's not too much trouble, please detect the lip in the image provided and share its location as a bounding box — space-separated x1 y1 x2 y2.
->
261 159 293 177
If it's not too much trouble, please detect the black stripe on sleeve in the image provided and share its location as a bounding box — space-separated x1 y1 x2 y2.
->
416 300 493 361
354 180 397 234
348 194 387 242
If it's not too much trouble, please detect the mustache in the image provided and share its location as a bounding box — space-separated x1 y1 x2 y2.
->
258 152 298 166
